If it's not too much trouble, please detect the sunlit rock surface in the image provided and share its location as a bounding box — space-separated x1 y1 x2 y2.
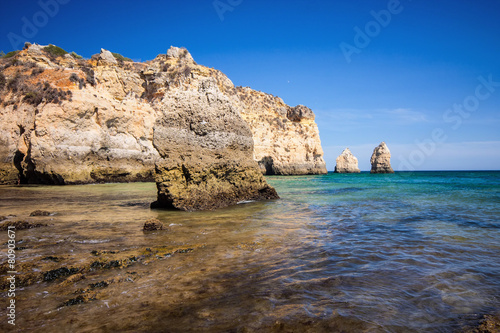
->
0 44 326 184
334 148 360 173
370 142 394 174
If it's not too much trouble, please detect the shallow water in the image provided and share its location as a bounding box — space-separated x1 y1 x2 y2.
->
0 171 499 332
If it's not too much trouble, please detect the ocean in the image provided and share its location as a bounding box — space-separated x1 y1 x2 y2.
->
0 171 499 332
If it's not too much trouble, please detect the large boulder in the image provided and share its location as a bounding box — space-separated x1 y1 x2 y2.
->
151 78 278 211
370 142 394 174
98 48 118 65
334 148 360 173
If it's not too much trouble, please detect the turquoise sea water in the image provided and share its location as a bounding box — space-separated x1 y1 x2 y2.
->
266 171 500 331
0 171 499 332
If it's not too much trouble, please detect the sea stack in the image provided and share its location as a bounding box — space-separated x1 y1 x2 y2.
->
334 148 360 173
370 142 394 174
151 73 278 211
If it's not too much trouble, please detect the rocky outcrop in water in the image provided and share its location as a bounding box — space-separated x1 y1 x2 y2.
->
143 218 164 231
0 44 326 185
334 148 360 173
151 71 278 210
370 142 394 173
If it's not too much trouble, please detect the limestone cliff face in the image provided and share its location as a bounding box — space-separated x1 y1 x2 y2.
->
370 142 394 174
236 88 327 175
0 45 159 184
334 148 360 173
0 43 326 187
151 77 278 210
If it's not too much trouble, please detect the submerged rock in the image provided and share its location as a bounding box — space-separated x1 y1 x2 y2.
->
334 148 360 173
370 142 394 174
0 220 48 230
143 218 164 231
59 295 95 307
30 210 51 216
43 267 80 281
151 78 278 211
462 313 500 332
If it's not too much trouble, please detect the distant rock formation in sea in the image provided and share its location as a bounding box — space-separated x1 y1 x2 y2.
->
370 142 394 173
0 43 326 187
334 148 360 173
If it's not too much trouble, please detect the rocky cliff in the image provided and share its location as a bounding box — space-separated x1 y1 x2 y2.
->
334 148 360 173
370 142 394 174
0 43 327 185
0 45 159 184
236 89 327 175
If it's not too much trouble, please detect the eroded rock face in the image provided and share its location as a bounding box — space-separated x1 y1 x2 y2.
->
0 43 326 187
166 46 195 63
334 148 360 173
0 46 158 184
151 78 278 211
236 88 327 175
370 142 394 174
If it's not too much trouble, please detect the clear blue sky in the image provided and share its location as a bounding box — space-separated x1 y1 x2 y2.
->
1 0 499 171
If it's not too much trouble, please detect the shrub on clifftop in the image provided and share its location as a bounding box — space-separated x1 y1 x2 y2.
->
70 51 83 59
111 52 132 62
2 50 19 59
43 44 68 58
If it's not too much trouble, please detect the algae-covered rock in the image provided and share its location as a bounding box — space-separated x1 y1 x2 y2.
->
30 210 51 216
143 218 164 231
